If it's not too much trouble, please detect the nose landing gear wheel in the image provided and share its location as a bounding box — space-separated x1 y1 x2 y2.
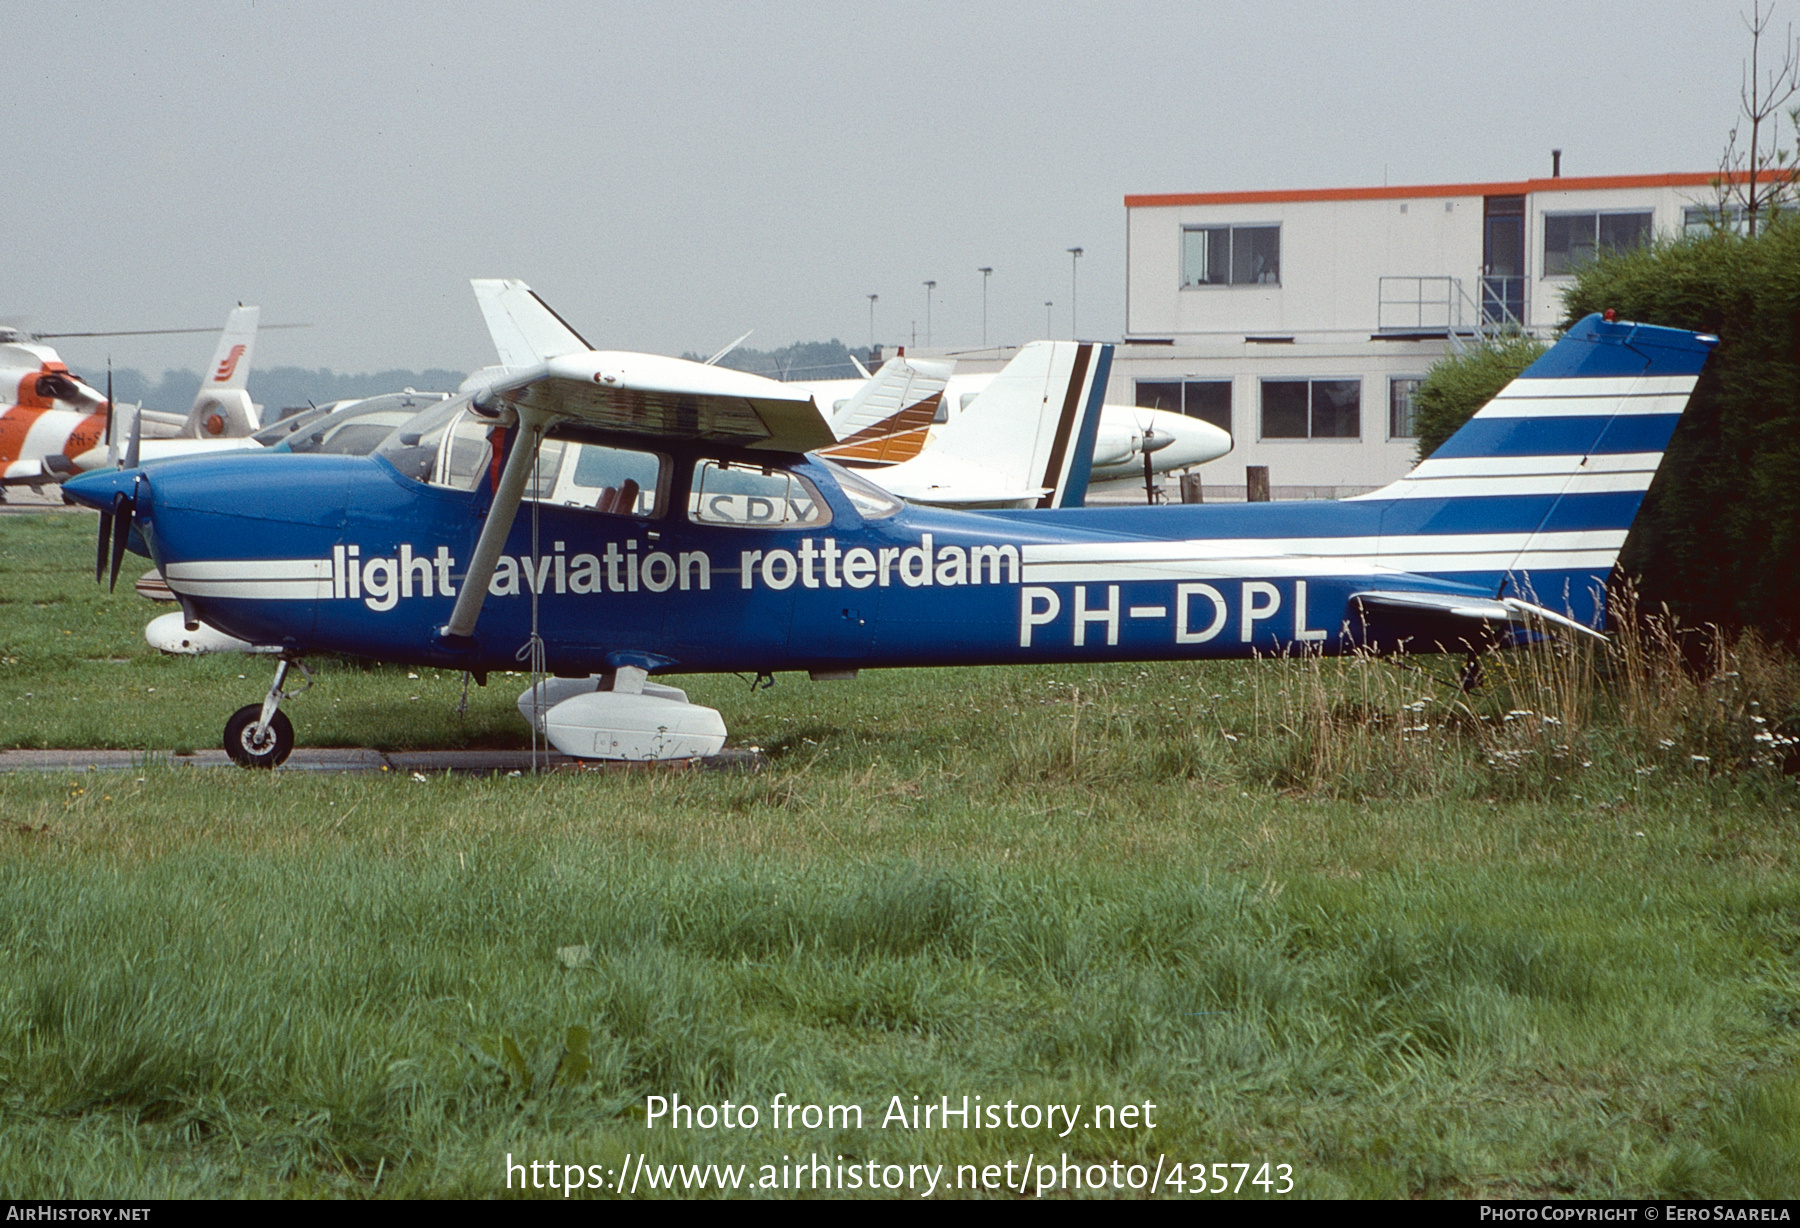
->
224 705 294 768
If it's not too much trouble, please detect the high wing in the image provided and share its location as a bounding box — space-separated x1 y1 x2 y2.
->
477 350 835 454
444 349 835 641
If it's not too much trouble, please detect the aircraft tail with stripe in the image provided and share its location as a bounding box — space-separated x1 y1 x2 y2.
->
1350 312 1715 636
871 340 1112 509
819 353 954 467
180 306 263 438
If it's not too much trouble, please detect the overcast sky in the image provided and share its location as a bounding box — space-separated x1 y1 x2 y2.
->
5 1 1757 377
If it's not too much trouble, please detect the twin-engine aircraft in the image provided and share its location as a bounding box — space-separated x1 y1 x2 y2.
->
822 357 1233 495
65 312 1715 768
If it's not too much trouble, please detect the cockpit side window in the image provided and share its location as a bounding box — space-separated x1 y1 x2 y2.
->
432 412 498 491
688 460 829 528
531 440 665 517
377 403 667 516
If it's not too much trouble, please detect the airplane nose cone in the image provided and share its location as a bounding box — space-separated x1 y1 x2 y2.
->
62 466 140 511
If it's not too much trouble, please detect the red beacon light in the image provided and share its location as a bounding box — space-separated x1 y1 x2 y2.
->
1603 308 1617 322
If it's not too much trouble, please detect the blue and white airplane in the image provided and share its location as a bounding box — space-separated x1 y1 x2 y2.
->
64 313 1715 767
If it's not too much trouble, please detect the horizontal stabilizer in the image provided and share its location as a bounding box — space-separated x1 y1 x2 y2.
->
1349 588 1607 653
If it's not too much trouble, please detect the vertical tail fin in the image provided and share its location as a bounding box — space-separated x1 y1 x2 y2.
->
183 305 262 436
471 279 592 367
871 340 1111 508
1359 313 1717 627
820 354 955 466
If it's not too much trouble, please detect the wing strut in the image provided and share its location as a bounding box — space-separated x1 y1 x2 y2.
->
439 404 556 641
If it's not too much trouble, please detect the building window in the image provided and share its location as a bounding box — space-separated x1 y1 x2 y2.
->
1389 377 1423 439
1260 378 1360 439
1181 224 1280 287
1683 204 1749 236
1542 210 1653 275
1135 379 1232 435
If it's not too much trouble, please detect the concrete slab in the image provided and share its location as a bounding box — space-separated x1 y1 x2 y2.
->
0 746 764 775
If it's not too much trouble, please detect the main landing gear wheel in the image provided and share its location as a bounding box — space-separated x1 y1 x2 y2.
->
224 705 294 768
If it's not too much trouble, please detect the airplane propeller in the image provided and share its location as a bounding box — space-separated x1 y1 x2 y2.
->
1136 413 1173 505
95 403 143 590
107 492 132 591
95 498 111 584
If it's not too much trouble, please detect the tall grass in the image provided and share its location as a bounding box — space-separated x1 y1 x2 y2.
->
1219 597 1800 802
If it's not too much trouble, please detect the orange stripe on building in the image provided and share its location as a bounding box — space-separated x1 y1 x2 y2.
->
1124 171 1727 209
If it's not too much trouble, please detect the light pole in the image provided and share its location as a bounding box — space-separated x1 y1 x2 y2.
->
1067 246 1083 338
978 267 993 347
923 280 936 347
867 294 878 352
1045 301 1053 337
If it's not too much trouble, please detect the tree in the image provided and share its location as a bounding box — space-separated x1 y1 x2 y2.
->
1716 2 1800 236
1563 217 1800 642
1410 335 1546 463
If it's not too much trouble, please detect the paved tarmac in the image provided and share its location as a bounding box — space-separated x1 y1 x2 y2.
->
0 487 83 514
0 747 766 775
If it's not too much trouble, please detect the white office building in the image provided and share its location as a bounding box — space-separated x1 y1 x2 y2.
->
1101 169 1722 498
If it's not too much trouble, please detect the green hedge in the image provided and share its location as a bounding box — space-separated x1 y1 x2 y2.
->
1412 335 1546 461
1565 219 1800 641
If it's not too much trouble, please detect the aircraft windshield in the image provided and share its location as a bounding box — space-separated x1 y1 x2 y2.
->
252 404 336 447
375 398 482 484
374 402 665 516
284 392 451 456
815 459 902 520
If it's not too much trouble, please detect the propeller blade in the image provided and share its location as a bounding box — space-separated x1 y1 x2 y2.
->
124 403 142 470
108 494 132 591
96 506 113 584
104 363 115 451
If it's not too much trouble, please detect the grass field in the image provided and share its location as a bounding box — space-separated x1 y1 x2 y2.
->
4 513 1800 1199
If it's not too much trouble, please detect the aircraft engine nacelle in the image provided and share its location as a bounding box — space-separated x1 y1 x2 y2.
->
186 388 259 438
1090 424 1144 468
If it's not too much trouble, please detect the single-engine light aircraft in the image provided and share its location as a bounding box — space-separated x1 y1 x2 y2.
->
65 313 1715 768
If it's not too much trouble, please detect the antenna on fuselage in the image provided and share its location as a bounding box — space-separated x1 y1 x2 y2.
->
703 331 753 366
